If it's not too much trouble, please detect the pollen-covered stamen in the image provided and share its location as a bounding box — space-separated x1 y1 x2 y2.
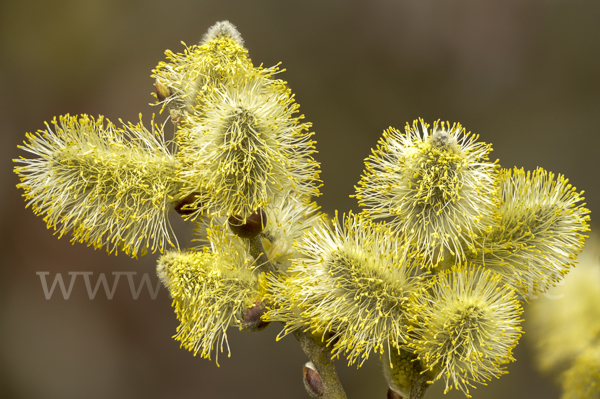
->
157 244 260 364
226 106 257 135
151 20 252 117
327 250 406 314
217 106 274 208
408 141 466 209
434 301 491 361
417 130 464 207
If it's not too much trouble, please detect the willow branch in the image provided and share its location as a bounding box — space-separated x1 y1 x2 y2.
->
293 330 348 399
247 235 277 274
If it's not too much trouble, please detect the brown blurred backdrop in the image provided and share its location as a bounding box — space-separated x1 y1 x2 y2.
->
1 1 598 398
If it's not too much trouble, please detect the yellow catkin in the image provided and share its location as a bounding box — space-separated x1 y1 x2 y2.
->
14 114 179 257
153 21 321 221
470 167 590 299
152 20 253 122
157 245 264 365
175 71 320 220
407 268 523 397
265 212 422 366
355 119 498 267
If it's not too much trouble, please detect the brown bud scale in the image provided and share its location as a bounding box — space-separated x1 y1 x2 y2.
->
228 209 267 239
173 192 202 216
240 301 271 332
154 79 170 102
387 388 403 399
303 364 324 398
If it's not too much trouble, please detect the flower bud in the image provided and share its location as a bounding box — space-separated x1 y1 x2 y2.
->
302 362 324 398
200 20 245 47
228 209 267 239
387 388 403 399
154 78 170 102
174 192 202 216
240 300 271 332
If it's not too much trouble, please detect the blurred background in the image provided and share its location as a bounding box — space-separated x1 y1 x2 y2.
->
1 0 598 398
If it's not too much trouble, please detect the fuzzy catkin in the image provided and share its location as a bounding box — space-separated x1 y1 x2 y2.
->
15 114 179 257
408 268 523 397
266 212 422 365
470 167 590 299
355 119 497 267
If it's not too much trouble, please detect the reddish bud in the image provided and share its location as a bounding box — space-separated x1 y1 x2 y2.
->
228 209 267 239
240 300 271 332
387 388 403 399
154 79 170 102
174 192 201 216
303 362 324 398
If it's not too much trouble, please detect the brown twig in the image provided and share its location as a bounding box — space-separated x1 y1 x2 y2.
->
293 330 348 399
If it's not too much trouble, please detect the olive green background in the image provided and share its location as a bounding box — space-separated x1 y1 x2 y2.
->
1 1 598 398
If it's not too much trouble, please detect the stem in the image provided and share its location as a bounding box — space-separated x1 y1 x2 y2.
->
293 330 348 399
246 236 346 398
247 235 277 274
408 360 431 399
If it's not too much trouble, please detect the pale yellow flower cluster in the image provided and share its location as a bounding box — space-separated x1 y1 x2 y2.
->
15 21 320 257
266 213 422 366
15 21 322 364
268 116 588 396
407 268 523 396
153 23 320 220
350 118 587 395
15 114 179 256
157 246 261 363
14 20 592 399
355 119 497 267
